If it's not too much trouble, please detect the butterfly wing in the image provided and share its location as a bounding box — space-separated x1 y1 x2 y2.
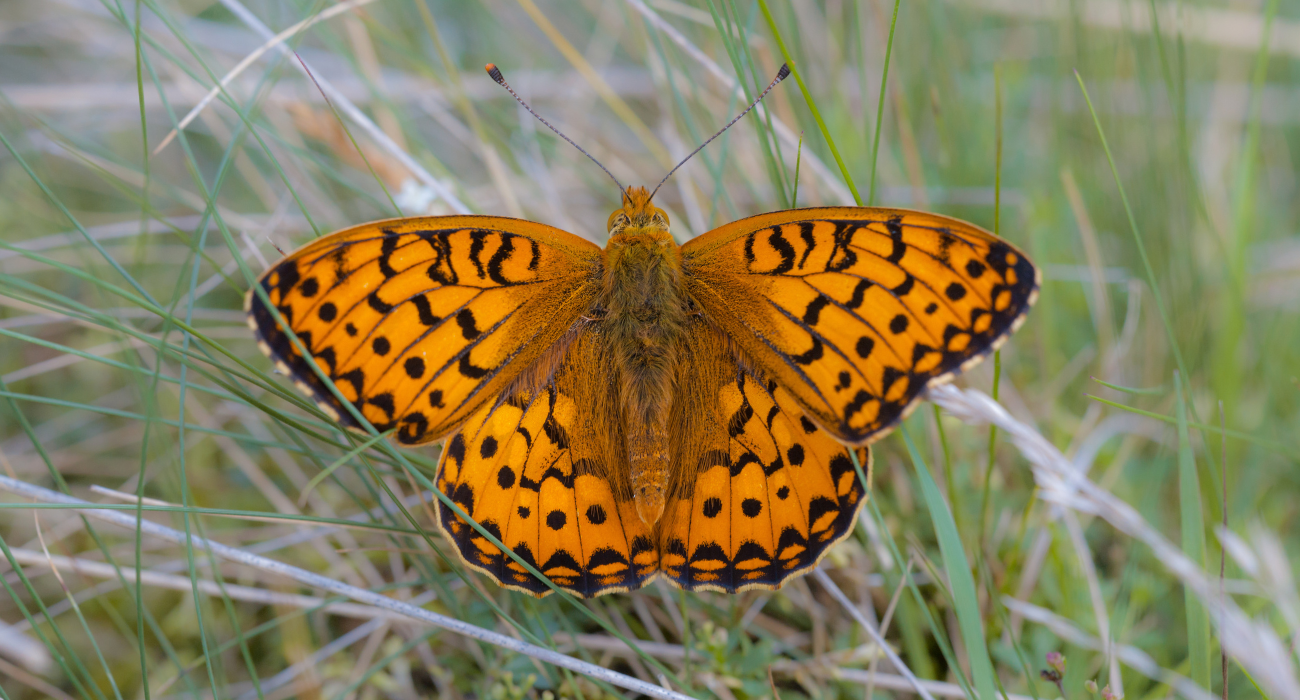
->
435 328 659 597
682 207 1038 444
660 318 871 593
246 216 601 444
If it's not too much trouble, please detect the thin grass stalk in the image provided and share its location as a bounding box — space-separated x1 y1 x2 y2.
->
0 475 696 700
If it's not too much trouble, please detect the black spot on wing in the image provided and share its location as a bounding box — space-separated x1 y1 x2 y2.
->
846 279 872 309
468 230 488 279
446 433 467 465
272 260 300 298
422 231 458 285
856 336 874 359
731 452 761 477
937 230 957 265
893 274 915 296
796 222 816 269
367 393 395 419
456 308 481 340
404 356 425 378
411 294 440 326
458 353 490 379
885 216 906 264
803 295 831 325
767 227 796 274
397 413 428 444
808 496 839 533
486 232 516 285
826 221 860 272
792 336 824 365
315 346 337 375
367 290 394 314
377 233 399 278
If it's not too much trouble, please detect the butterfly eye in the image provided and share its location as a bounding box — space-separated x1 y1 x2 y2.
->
607 213 630 232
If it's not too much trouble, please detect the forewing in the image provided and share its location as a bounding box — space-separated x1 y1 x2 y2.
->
682 207 1038 444
246 216 601 444
435 330 658 597
659 320 870 593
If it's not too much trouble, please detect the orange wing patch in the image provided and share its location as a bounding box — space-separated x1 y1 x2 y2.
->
246 216 601 444
682 207 1038 444
660 320 871 593
435 330 658 597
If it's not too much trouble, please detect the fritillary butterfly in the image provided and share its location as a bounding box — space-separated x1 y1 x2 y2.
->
248 64 1038 597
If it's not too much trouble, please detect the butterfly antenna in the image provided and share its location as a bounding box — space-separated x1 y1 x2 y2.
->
649 63 791 200
486 63 626 195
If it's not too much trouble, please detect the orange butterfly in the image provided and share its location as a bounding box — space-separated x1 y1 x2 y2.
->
247 64 1038 597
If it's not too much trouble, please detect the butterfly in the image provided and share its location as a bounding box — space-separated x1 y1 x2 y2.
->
246 64 1038 598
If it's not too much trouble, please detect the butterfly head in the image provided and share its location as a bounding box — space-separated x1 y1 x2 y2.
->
608 186 670 236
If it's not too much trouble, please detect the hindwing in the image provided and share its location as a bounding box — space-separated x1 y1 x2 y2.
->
682 207 1038 444
434 329 658 597
246 216 601 444
661 319 871 593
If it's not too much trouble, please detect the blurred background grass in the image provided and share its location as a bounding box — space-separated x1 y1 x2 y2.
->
0 0 1297 698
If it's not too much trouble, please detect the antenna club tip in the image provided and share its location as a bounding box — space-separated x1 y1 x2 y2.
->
486 63 505 84
776 63 791 81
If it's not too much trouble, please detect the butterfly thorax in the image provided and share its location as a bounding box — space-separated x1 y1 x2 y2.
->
601 188 687 525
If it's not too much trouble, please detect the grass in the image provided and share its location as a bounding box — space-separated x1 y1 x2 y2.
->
1 0 1298 698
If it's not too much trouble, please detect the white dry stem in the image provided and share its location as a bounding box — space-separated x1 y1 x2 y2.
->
1063 510 1122 694
811 568 937 700
151 0 378 154
927 382 1300 700
3 547 424 622
0 622 50 675
793 664 1035 700
0 476 694 700
1218 524 1300 666
212 0 469 214
950 0 1300 59
1003 597 1214 700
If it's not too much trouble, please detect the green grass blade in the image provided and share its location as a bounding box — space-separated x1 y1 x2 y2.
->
1175 374 1211 690
867 0 901 206
1074 70 1193 415
902 427 998 700
755 0 862 205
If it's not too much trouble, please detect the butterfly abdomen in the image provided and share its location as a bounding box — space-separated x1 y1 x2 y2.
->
602 227 689 524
